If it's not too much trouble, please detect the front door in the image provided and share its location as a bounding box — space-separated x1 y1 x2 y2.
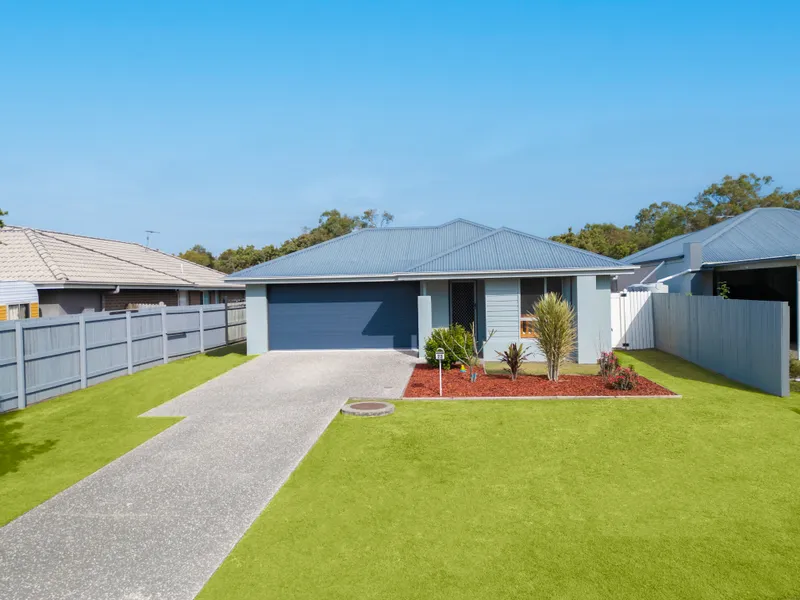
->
450 281 476 331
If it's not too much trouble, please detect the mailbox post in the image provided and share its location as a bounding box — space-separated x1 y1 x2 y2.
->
435 347 445 397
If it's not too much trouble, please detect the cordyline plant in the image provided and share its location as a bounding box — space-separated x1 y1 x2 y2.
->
530 292 576 382
440 322 496 383
496 342 532 381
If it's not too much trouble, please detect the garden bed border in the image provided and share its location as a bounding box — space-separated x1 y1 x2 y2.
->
399 394 681 401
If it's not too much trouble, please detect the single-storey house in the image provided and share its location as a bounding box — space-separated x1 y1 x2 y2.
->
620 207 800 346
228 219 636 363
0 226 244 318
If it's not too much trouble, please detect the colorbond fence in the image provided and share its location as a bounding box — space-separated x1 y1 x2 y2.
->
652 294 789 397
0 302 246 413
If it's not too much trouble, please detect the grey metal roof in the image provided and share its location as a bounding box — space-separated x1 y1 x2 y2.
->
408 227 627 273
623 208 800 265
229 218 632 280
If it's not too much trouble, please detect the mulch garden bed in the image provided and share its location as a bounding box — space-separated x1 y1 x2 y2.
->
403 365 676 398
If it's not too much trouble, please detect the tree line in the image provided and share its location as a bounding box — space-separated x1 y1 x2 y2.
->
179 209 394 273
179 173 800 273
551 174 800 259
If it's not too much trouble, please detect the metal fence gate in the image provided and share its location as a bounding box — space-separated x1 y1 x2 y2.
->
611 291 655 350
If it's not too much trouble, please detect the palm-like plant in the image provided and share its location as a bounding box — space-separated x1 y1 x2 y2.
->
496 343 532 381
530 292 576 381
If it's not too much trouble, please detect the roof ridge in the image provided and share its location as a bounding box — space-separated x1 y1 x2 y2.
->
497 226 630 265
437 218 494 230
23 228 68 281
355 219 492 232
406 225 628 272
132 243 231 277
34 230 195 285
404 227 503 271
622 232 692 263
701 210 759 246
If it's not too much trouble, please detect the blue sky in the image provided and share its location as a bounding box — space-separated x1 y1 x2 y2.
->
2 1 799 254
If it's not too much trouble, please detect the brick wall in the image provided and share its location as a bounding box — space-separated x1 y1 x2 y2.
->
102 290 179 311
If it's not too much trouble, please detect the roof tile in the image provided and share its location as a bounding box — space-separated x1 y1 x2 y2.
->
0 227 238 288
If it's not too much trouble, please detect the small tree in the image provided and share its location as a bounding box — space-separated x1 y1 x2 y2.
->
440 322 495 382
531 292 576 381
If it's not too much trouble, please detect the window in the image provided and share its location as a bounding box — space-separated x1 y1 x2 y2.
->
7 304 30 320
520 278 544 316
519 277 573 338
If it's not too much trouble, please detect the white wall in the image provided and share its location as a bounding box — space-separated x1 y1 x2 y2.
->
245 284 268 354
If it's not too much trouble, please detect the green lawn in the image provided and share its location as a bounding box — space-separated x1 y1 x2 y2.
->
0 343 251 526
200 351 800 600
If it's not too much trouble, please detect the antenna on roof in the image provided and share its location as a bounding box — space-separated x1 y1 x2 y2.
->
145 230 161 249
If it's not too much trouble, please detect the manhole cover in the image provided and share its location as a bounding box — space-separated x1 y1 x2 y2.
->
341 401 395 417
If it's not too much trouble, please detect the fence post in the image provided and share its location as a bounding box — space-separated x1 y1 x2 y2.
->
224 300 229 346
198 305 205 353
15 322 26 410
161 306 169 364
126 311 133 375
79 315 88 389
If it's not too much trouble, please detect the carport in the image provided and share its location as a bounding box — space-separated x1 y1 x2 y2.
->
714 261 799 349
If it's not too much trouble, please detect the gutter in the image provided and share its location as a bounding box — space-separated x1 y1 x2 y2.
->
32 282 245 291
702 254 800 267
226 265 638 285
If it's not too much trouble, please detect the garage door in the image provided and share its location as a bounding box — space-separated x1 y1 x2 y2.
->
268 282 419 350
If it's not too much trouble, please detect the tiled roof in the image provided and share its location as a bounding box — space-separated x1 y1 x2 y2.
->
623 208 800 265
229 218 632 280
0 227 240 288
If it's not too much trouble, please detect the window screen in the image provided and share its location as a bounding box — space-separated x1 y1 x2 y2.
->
520 278 544 316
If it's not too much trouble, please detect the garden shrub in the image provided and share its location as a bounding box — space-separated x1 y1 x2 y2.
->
497 343 532 381
531 292 576 381
424 324 469 369
790 358 800 379
609 366 639 391
598 351 620 381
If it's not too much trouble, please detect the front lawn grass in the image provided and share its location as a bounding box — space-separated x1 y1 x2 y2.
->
199 350 800 600
0 343 252 526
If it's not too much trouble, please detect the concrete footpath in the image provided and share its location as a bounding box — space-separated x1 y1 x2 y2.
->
0 350 416 600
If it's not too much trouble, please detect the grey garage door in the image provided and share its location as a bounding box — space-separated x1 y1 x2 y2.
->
268 282 419 350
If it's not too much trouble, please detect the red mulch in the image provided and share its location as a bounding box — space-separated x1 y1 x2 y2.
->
404 365 676 398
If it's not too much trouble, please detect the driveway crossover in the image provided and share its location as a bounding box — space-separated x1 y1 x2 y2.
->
0 350 416 600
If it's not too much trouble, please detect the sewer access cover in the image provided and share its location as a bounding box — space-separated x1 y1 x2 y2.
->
341 401 395 417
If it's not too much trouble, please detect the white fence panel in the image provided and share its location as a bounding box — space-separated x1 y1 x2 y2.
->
611 291 655 350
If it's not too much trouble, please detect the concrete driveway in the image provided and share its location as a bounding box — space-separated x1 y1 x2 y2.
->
0 350 416 600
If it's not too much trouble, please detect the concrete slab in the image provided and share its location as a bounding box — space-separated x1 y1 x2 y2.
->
0 350 416 600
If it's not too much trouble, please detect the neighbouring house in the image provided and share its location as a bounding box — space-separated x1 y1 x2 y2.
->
0 226 244 318
620 207 800 346
228 219 636 363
